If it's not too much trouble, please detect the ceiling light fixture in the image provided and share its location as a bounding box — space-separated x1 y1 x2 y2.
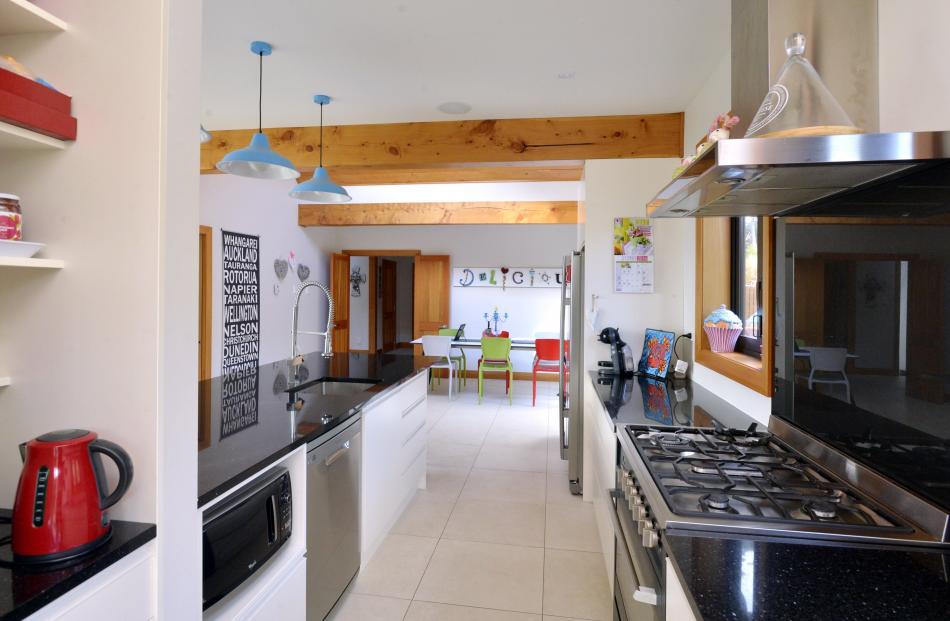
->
289 95 352 203
216 41 299 180
437 101 472 115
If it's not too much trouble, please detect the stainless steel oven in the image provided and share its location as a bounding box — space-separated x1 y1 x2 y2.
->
610 457 663 621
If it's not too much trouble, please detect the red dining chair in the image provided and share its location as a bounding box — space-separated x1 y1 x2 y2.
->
533 338 562 406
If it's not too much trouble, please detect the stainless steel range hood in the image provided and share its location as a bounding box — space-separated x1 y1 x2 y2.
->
647 130 950 218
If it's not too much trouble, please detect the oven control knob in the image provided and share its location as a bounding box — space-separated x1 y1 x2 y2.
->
642 525 659 548
632 495 644 507
632 505 647 521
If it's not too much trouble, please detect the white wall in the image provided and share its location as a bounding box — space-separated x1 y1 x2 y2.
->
323 225 575 371
0 0 202 616
200 175 334 374
349 256 370 350
879 0 950 132
581 159 689 377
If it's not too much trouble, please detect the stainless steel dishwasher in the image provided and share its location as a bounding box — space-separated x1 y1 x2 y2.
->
306 415 361 620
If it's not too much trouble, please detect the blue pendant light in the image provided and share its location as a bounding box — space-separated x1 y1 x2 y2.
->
216 41 299 180
289 95 352 203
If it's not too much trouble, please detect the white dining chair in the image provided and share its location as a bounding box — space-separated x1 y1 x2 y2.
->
422 335 459 400
806 347 851 403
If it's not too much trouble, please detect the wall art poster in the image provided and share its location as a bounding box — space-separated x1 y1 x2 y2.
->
452 267 562 288
613 217 654 293
220 230 260 438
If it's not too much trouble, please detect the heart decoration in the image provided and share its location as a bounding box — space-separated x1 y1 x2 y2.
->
274 259 289 281
297 263 311 281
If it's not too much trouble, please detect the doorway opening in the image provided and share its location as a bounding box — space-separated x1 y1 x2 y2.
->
331 250 450 356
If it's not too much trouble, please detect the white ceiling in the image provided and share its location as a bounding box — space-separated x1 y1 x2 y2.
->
201 0 730 130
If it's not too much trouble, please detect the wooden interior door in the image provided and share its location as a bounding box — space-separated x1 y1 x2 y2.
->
381 260 397 351
413 255 451 344
198 226 212 450
330 253 351 355
793 257 825 348
906 259 944 402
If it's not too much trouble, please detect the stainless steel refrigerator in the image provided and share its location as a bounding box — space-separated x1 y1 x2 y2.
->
559 248 584 494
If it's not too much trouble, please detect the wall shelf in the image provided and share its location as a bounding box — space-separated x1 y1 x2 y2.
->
0 0 67 35
0 121 67 151
0 256 64 269
0 377 10 388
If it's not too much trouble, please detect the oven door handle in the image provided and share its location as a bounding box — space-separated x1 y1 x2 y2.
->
608 489 659 608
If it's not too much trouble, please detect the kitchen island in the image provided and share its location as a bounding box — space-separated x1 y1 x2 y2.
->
198 350 433 619
198 350 432 506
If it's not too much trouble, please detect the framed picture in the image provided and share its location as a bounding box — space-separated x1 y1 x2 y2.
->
638 328 674 379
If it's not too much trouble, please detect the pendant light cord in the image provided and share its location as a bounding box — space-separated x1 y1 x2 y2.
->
319 102 324 168
258 51 263 134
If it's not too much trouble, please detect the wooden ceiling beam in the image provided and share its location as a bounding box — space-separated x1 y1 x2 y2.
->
200 113 683 175
298 201 579 227
199 160 584 184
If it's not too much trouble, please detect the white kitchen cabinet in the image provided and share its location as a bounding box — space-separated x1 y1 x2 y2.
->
361 371 428 565
583 373 618 587
665 558 698 621
240 554 306 621
26 542 155 621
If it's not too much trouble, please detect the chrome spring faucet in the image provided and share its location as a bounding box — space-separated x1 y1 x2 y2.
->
291 281 335 361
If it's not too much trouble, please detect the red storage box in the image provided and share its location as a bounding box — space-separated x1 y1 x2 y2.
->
0 67 71 114
0 67 75 141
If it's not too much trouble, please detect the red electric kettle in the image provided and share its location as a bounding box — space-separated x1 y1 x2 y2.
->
12 429 133 563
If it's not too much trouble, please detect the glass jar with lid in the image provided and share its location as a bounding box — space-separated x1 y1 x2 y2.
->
0 193 22 241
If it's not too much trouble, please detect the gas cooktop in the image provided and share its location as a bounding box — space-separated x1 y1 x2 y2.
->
617 423 947 546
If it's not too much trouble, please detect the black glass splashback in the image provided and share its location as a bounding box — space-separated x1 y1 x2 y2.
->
773 221 950 512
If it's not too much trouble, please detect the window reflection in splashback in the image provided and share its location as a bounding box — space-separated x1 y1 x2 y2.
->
774 221 950 512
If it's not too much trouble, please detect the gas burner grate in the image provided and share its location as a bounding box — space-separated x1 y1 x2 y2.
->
625 424 913 532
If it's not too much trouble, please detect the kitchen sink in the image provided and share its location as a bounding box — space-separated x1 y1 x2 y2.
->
289 378 382 397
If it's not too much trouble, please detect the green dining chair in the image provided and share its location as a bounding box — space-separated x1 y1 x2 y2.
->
439 327 466 388
478 336 513 405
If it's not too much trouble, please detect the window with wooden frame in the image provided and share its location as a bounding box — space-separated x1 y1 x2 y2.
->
731 216 764 358
695 217 774 396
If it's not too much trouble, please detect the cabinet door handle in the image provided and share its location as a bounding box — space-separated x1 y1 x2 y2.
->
402 395 426 418
325 440 351 467
633 586 658 606
402 420 426 447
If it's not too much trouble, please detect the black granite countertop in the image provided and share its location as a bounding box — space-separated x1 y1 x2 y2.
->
665 532 950 620
0 509 155 621
587 371 757 431
198 350 431 507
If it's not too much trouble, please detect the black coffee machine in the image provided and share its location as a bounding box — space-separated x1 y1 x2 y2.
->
597 327 635 378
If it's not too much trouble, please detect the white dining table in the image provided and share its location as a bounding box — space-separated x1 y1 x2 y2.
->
410 337 537 351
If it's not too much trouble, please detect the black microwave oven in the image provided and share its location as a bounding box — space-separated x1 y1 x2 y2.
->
202 467 292 610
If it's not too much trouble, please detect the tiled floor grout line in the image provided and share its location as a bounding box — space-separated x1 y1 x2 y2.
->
360 380 564 621
401 392 501 617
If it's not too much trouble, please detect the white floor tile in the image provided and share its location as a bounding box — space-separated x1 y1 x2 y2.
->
427 441 480 469
545 502 601 553
542 549 611 621
352 534 437 599
442 498 545 547
390 493 456 538
460 469 547 505
328 592 410 621
415 539 544 614
474 443 548 473
406 601 541 621
424 466 471 500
